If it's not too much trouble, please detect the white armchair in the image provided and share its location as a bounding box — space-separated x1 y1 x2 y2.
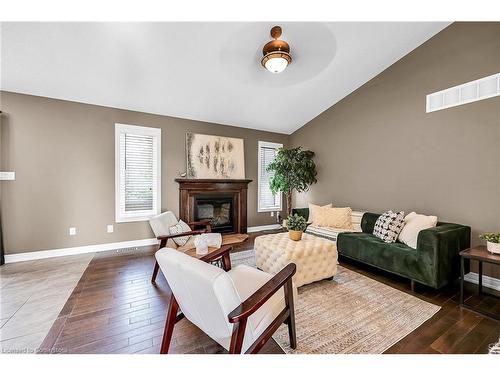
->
149 211 211 283
155 247 297 354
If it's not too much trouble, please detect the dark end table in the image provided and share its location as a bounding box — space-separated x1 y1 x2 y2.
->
460 246 500 321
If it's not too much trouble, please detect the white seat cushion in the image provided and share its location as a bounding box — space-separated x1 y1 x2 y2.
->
149 211 178 237
226 265 286 352
149 211 180 248
155 248 287 353
155 248 239 346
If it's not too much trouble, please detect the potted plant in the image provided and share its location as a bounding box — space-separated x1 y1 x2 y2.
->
479 233 500 254
267 146 318 218
287 214 307 241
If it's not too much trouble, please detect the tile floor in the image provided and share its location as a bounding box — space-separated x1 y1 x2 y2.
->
0 253 93 353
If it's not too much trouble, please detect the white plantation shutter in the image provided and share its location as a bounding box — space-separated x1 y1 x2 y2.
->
115 124 161 222
258 141 282 212
124 134 154 211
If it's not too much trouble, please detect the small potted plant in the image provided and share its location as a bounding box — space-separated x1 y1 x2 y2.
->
286 214 307 241
479 233 500 254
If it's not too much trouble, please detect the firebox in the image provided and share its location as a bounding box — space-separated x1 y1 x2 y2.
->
194 196 234 233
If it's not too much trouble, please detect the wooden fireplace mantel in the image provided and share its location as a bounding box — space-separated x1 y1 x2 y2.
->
175 179 253 189
175 178 252 234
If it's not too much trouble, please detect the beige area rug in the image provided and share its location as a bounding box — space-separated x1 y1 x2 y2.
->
231 249 440 354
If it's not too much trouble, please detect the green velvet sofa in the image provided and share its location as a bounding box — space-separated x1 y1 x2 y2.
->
292 209 471 289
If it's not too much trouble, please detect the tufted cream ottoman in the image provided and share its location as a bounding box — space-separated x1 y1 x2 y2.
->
254 232 338 287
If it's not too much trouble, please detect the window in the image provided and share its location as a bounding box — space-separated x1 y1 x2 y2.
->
115 123 161 222
258 141 282 212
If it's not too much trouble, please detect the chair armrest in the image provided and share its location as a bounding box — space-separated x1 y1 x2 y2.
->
157 229 207 241
228 263 296 323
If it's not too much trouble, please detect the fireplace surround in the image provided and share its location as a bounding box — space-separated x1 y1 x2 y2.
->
175 179 252 234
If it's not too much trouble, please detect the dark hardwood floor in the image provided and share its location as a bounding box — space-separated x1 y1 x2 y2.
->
39 230 500 354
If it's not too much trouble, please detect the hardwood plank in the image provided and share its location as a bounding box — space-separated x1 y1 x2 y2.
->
38 230 500 355
430 312 483 353
452 318 500 354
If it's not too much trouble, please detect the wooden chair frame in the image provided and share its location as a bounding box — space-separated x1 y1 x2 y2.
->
160 263 297 354
151 220 211 284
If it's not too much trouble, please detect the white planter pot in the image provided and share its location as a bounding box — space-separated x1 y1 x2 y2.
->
487 241 500 254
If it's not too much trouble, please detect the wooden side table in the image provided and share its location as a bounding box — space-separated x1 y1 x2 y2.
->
460 246 500 321
177 233 249 271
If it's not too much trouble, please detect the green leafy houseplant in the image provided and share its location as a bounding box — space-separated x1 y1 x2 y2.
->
480 233 500 254
479 233 500 243
267 146 318 217
286 214 307 232
286 214 307 241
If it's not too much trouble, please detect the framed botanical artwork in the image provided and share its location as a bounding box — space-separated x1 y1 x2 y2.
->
186 133 245 179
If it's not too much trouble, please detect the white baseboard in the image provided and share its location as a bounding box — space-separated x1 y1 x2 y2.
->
4 226 280 263
247 224 282 233
4 238 158 263
464 272 500 292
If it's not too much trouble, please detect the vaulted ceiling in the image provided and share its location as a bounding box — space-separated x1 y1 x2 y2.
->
1 22 449 134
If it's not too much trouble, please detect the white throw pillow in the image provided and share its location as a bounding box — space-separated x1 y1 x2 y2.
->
308 203 332 224
398 212 438 249
169 219 193 246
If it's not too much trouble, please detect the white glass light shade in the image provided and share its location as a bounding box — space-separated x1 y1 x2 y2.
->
264 56 289 73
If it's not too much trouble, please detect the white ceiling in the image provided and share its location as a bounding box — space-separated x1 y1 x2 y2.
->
1 22 449 134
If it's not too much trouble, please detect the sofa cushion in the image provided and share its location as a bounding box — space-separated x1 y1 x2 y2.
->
313 206 353 230
373 211 405 243
305 210 364 241
306 225 353 242
337 232 433 284
308 203 332 224
398 212 438 249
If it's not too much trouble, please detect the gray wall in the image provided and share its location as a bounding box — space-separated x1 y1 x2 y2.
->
290 23 500 276
0 92 288 254
1 21 499 281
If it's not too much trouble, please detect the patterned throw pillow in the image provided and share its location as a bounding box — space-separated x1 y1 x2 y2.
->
169 219 192 246
373 211 405 243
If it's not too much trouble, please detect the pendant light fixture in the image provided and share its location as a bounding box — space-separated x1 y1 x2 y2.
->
261 26 292 74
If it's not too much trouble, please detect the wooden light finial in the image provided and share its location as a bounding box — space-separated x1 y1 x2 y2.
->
270 26 282 39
